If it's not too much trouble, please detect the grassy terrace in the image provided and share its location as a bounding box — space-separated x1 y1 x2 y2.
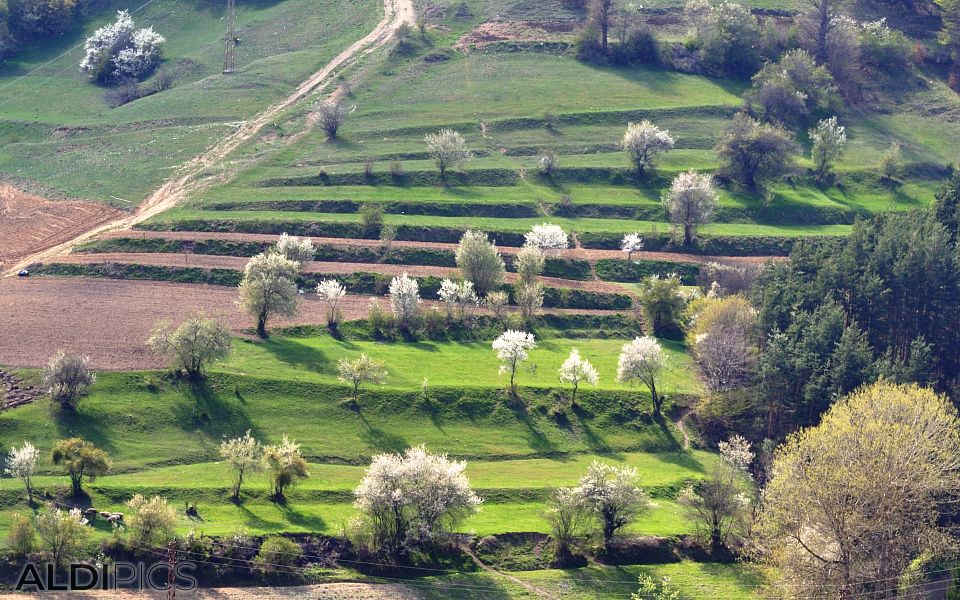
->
0 328 705 541
146 207 854 237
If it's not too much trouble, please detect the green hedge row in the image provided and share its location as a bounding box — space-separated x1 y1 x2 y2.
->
578 231 823 256
595 259 700 284
32 263 631 310
206 197 855 226
138 220 530 246
207 199 543 218
258 168 519 188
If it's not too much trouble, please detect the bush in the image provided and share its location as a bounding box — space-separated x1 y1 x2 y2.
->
716 113 798 189
623 27 661 65
126 495 177 545
43 350 95 409
254 536 302 576
360 203 385 237
80 11 165 83
7 514 34 558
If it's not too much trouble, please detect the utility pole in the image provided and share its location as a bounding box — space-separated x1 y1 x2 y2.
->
166 540 176 600
223 0 237 74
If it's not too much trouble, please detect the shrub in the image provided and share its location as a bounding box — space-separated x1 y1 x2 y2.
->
146 312 232 379
809 116 846 183
7 514 34 558
313 100 348 139
255 536 302 575
637 274 686 338
80 11 165 83
126 495 177 545
42 350 95 409
389 272 422 330
271 233 315 265
456 230 505 296
262 436 309 499
359 203 385 237
716 113 798 190
880 141 902 180
35 508 89 567
744 49 837 127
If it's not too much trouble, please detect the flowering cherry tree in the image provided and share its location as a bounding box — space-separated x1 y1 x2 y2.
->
354 445 482 559
5 441 39 502
389 273 421 329
577 462 650 542
621 233 644 262
524 224 569 257
219 431 262 501
616 336 668 415
80 11 165 82
438 279 477 319
316 279 347 327
559 349 599 406
493 330 537 395
662 171 717 246
338 354 388 402
622 121 674 174
273 233 315 265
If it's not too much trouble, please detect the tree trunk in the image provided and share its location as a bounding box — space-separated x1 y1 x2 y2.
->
650 380 661 416
684 224 694 246
257 309 268 338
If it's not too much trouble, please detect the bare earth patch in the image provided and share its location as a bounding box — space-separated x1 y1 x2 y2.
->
455 20 575 51
0 185 122 272
0 278 376 370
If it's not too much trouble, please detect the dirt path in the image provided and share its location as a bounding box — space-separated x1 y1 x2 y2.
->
1 0 415 278
676 407 693 450
98 229 777 265
463 546 556 599
46 252 635 294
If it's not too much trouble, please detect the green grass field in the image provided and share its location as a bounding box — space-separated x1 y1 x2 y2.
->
0 0 381 203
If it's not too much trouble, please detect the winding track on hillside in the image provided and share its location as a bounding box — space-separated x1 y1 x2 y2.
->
1 0 416 278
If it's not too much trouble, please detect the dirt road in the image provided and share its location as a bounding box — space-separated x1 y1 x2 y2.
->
1 0 415 278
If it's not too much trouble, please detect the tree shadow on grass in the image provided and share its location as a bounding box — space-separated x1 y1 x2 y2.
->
259 337 333 373
506 394 559 455
276 502 326 530
357 411 408 454
172 379 262 441
236 504 286 531
53 406 117 455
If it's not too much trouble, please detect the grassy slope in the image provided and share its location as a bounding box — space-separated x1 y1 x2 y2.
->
0 0 381 203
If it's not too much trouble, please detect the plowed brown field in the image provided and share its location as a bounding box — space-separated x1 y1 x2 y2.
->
0 278 372 369
0 185 122 272
46 253 634 294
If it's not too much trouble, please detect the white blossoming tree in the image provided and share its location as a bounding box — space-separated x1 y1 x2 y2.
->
237 252 301 337
524 223 569 257
43 350 96 409
146 312 232 380
80 11 165 83
316 279 347 327
353 445 482 559
662 171 717 246
577 462 651 542
219 431 263 501
35 508 89 567
678 435 754 552
622 121 675 174
438 279 477 320
621 233 644 262
493 330 537 395
5 441 39 502
616 336 668 416
389 273 422 329
810 116 847 183
558 349 599 406
424 129 472 177
338 354 388 402
272 233 315 265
